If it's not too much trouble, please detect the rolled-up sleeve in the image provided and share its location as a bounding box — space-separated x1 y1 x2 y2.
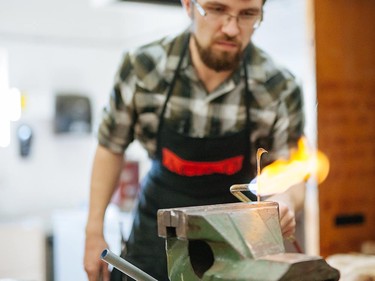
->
97 53 137 154
269 70 305 162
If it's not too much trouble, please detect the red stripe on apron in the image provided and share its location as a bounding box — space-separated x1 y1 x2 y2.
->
162 148 244 176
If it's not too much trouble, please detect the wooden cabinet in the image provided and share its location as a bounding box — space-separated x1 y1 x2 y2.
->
314 0 375 257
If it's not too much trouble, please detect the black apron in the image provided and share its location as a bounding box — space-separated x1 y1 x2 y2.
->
112 35 256 281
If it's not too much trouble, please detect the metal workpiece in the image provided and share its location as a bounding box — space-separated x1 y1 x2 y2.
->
230 184 255 203
157 202 340 281
101 249 158 281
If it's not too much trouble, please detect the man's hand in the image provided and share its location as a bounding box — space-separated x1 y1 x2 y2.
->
84 234 110 281
277 201 296 238
267 181 305 238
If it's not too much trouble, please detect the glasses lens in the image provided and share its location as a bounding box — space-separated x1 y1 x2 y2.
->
252 16 262 28
238 14 262 28
195 1 262 29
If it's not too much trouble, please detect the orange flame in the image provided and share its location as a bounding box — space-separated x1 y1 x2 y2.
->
254 137 329 196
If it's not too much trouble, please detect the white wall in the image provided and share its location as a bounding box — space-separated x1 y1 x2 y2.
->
0 2 189 278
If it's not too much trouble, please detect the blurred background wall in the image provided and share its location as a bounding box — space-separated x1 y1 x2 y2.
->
0 0 191 220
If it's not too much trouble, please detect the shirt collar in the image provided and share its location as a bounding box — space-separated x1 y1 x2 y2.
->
244 43 268 83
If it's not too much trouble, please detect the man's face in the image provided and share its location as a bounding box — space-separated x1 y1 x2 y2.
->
187 0 263 72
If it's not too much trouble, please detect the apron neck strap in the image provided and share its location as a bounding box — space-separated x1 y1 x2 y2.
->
243 49 252 131
158 33 190 130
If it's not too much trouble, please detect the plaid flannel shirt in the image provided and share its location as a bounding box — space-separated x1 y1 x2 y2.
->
98 30 304 169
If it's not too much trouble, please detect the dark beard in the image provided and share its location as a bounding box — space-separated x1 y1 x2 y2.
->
193 34 242 72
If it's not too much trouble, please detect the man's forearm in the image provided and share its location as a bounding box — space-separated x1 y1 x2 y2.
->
85 145 124 236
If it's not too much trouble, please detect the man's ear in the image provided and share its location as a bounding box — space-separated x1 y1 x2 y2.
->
181 0 193 19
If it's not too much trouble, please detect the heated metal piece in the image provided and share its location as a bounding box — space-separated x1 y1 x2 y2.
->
158 202 340 281
230 184 253 203
101 249 158 281
256 148 268 201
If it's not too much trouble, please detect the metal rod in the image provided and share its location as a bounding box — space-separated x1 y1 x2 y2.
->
287 235 303 254
101 249 158 281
